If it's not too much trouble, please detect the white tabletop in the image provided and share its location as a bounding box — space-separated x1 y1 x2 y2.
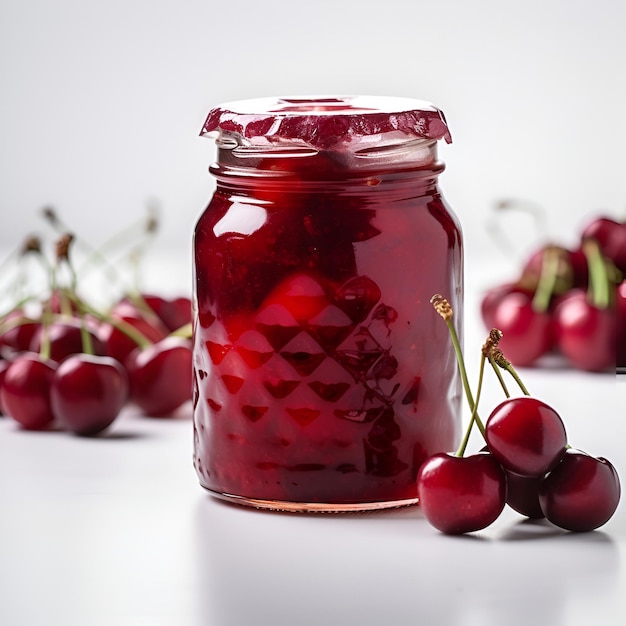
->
1 254 625 626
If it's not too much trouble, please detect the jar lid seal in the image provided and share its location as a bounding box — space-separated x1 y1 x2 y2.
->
200 96 452 149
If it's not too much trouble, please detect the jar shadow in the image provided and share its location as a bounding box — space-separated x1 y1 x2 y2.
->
192 495 621 626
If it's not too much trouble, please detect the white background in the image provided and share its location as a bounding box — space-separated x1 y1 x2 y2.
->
2 5 626 622
1 0 625 272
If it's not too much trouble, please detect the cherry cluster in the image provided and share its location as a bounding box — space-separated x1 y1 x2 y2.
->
481 214 625 371
0 213 193 436
417 297 621 535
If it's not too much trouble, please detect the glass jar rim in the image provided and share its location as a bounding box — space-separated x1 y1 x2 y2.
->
200 96 452 150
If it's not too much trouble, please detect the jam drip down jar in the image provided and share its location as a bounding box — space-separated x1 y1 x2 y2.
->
193 96 463 511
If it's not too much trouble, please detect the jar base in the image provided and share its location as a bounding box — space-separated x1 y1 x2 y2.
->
204 488 419 513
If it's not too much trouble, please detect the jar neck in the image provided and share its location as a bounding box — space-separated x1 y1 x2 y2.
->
211 164 444 198
209 138 445 196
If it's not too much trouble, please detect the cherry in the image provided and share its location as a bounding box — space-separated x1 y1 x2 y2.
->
581 216 626 274
539 449 621 532
480 283 531 330
552 238 616 372
518 244 585 294
0 358 10 415
48 288 80 315
126 337 193 416
417 452 506 534
141 294 192 332
553 289 615 372
50 354 128 436
100 300 168 365
0 310 40 354
0 353 58 430
490 291 553 367
504 470 545 519
29 318 105 363
617 280 626 368
485 396 568 477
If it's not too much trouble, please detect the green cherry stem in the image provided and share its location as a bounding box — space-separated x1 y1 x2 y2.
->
483 327 530 396
431 295 474 409
583 237 612 309
52 232 98 356
39 300 52 362
169 322 192 339
488 356 511 398
482 328 511 397
531 246 560 313
0 314 38 338
78 311 95 356
430 294 486 438
70 293 152 350
491 348 531 396
455 353 487 457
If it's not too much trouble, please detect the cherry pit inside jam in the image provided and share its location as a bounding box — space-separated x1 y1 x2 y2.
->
193 96 463 511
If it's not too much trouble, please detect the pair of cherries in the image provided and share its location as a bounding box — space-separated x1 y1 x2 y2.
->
417 297 621 535
0 293 193 435
482 214 623 371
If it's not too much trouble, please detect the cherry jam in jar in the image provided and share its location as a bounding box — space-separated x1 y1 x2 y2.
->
193 96 463 511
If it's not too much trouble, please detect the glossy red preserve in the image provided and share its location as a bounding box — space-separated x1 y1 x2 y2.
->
192 97 463 511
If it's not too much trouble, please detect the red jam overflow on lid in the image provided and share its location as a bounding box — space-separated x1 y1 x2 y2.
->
200 96 452 150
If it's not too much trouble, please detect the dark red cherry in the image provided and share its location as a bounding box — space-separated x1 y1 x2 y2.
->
553 289 616 372
0 310 40 354
417 452 506 534
539 449 621 532
485 397 568 477
504 470 545 519
518 244 581 295
30 318 105 363
480 283 531 330
126 337 193 416
100 301 168 365
142 294 192 332
0 353 57 430
617 280 626 368
50 354 128 436
581 216 626 274
48 289 80 315
0 358 10 415
491 291 553 367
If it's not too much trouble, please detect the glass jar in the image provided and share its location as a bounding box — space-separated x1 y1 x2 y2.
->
192 96 463 512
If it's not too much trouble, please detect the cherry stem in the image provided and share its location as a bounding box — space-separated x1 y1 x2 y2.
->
430 295 474 408
531 246 560 313
39 301 52 362
0 314 37 337
488 356 511 397
74 206 159 292
79 207 158 259
44 206 126 271
491 349 530 396
582 238 611 309
169 322 192 339
126 292 166 328
69 293 152 350
482 327 529 396
430 295 486 434
487 198 547 260
455 354 487 457
79 317 95 355
0 293 39 323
